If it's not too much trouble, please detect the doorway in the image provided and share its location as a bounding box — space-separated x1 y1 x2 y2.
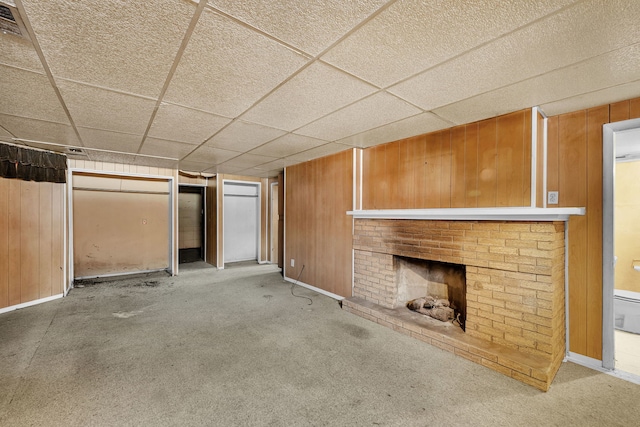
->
223 181 260 264
603 119 640 380
178 186 204 264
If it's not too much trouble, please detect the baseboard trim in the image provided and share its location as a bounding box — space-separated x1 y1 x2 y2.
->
565 352 640 385
0 294 64 315
284 277 345 301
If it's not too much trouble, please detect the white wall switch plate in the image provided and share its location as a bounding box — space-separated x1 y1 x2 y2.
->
290 259 295 267
548 191 559 205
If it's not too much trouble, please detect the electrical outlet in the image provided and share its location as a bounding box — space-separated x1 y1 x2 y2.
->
547 191 559 205
290 258 295 267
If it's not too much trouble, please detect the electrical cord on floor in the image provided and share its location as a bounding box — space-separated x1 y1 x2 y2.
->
290 264 312 306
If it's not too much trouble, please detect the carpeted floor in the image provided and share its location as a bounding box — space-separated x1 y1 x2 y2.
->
1 263 639 426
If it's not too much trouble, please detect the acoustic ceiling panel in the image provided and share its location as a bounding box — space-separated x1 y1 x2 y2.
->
148 103 231 145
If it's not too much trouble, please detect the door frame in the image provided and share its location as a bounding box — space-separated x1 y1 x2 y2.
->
269 181 278 264
602 117 640 371
178 184 206 263
222 180 261 265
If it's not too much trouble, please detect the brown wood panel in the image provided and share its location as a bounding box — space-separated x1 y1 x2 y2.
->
496 111 526 206
523 110 532 205
20 181 40 303
546 116 559 193
8 180 21 306
610 100 630 123
385 142 400 208
568 215 588 355
278 172 284 270
536 112 545 207
285 151 353 297
205 182 217 267
558 111 587 207
424 132 442 207
397 139 415 209
439 131 452 208
477 118 497 207
51 183 64 295
585 105 608 359
450 126 466 208
464 123 479 207
39 182 53 298
630 97 640 118
0 178 8 308
412 135 427 207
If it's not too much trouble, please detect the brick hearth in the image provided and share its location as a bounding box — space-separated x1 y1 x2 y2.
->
345 219 566 391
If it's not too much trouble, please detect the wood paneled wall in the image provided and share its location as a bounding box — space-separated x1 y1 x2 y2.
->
0 177 64 309
549 97 640 359
363 110 532 209
285 150 353 297
205 181 217 267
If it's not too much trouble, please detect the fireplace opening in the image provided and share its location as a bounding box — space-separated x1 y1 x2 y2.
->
396 256 466 331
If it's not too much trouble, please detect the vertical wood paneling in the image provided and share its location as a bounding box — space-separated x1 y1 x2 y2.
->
558 111 587 207
450 126 466 208
205 183 217 267
412 135 427 208
630 97 640 118
8 180 21 306
536 112 545 207
496 111 526 206
397 139 415 209
285 151 352 297
423 132 442 208
568 215 588 355
477 118 497 207
0 178 8 308
385 142 400 208
439 131 452 208
585 105 608 359
278 172 284 270
523 110 532 205
51 183 64 295
546 116 559 193
0 177 64 309
39 182 53 298
464 123 479 207
610 100 630 122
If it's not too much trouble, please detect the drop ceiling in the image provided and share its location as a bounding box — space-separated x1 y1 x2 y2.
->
0 0 639 177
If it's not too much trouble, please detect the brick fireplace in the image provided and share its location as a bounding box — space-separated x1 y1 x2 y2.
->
343 217 567 391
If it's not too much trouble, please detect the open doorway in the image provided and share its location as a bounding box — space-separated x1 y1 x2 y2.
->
603 119 640 380
178 186 205 264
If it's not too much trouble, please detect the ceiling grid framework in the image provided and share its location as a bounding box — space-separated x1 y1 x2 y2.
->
0 0 638 177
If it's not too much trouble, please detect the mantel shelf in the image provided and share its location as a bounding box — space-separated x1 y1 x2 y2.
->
347 207 585 221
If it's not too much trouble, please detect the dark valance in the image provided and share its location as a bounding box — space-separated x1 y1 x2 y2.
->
0 143 67 183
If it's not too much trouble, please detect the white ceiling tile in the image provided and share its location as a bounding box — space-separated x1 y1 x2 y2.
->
209 164 246 175
237 167 277 178
434 44 640 125
140 137 196 159
540 81 640 117
322 0 577 87
148 103 231 145
390 0 640 110
284 142 351 164
0 126 12 140
77 128 142 153
132 155 178 169
179 160 214 172
207 120 286 152
22 0 195 97
241 61 377 131
249 133 327 158
0 113 80 146
164 8 309 118
220 153 278 170
85 150 138 165
182 145 240 165
296 91 421 141
0 34 44 72
251 159 286 171
337 112 452 148
0 66 68 123
208 0 388 55
58 81 156 135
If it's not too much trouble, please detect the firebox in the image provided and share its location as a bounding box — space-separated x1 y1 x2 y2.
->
396 256 466 331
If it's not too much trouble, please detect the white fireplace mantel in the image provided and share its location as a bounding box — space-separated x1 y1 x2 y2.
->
347 207 585 221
